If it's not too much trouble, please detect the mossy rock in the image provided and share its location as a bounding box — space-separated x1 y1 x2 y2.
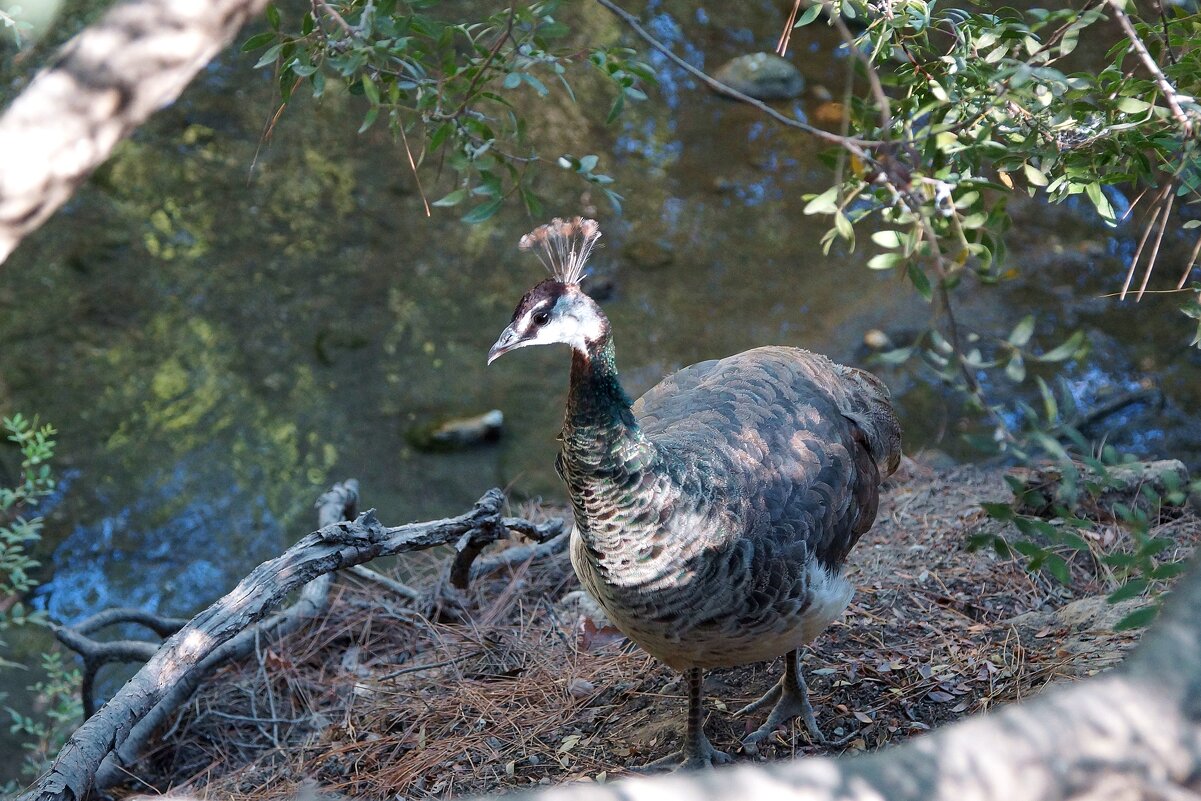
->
712 52 804 101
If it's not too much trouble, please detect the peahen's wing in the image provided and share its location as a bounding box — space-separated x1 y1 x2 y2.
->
631 346 900 569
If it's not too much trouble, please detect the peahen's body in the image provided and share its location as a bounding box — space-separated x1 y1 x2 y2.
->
489 218 901 770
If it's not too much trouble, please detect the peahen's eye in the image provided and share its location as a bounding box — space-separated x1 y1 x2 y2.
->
533 311 550 326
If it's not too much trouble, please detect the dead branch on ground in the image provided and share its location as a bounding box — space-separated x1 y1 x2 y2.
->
23 481 564 801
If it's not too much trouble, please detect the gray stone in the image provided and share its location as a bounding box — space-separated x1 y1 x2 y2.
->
712 52 804 101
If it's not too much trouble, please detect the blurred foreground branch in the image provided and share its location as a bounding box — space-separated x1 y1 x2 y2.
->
0 0 270 265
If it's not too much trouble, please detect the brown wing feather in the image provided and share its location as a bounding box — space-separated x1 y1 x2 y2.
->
630 346 898 571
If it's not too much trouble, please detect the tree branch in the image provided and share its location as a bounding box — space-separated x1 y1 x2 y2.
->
1106 0 1196 139
0 0 271 265
20 483 559 801
593 0 881 159
71 608 188 637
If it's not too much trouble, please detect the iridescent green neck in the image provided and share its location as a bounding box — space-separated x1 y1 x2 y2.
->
562 338 647 465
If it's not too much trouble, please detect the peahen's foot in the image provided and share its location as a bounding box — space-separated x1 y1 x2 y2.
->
633 730 734 772
632 666 734 772
736 650 856 754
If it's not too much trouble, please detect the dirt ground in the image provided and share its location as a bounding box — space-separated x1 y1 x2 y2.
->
124 460 1201 800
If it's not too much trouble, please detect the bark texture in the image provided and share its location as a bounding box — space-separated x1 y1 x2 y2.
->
19 487 552 801
0 0 269 264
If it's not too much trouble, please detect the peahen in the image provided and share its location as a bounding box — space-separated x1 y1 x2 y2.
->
488 218 902 770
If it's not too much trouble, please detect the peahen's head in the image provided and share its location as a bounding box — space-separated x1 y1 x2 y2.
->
488 217 607 364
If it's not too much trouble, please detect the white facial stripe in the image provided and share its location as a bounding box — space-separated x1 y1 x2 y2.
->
517 298 554 331
518 295 604 354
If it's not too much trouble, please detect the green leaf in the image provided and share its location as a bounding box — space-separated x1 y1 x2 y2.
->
520 186 544 218
431 188 467 207
461 198 503 223
795 3 823 26
966 532 994 552
266 3 281 30
1116 96 1152 114
871 230 904 249
1149 562 1187 580
242 32 276 52
1005 353 1026 382
804 186 839 215
362 74 380 105
254 42 285 69
1008 315 1035 347
1107 577 1149 603
874 346 913 365
1036 376 1059 423
1136 537 1174 558
1013 540 1046 559
833 211 853 241
906 262 932 301
1036 330 1085 362
521 73 549 96
1085 183 1115 224
1114 604 1158 631
981 501 1015 521
357 106 379 133
1042 553 1071 584
1023 163 1049 187
867 253 903 271
606 92 625 124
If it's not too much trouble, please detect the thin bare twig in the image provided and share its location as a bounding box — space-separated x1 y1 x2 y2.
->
398 122 431 217
1106 0 1195 138
823 0 894 136
1121 183 1173 299
1179 235 1201 289
593 0 882 158
1137 189 1175 300
312 0 355 37
432 6 517 123
777 0 803 57
73 608 187 638
347 564 423 602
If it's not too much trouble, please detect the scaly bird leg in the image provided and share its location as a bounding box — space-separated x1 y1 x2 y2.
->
636 667 733 771
737 649 855 754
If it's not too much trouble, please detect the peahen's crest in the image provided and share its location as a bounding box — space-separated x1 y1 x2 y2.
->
518 217 601 286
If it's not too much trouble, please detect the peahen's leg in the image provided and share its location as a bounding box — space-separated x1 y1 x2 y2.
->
736 650 851 754
636 667 733 771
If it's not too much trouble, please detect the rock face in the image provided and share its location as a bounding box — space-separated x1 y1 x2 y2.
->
712 52 805 101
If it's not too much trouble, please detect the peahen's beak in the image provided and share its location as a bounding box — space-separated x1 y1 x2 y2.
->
487 325 521 365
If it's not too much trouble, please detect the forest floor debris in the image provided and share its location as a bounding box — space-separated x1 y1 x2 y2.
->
120 461 1200 799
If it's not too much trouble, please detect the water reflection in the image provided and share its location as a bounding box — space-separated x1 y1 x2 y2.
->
34 447 281 623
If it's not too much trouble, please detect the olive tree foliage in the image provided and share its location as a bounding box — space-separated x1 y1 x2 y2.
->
249 0 1200 376
243 0 652 220
803 0 1201 388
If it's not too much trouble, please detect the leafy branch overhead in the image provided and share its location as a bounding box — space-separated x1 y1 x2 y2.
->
244 0 654 220
794 0 1201 326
